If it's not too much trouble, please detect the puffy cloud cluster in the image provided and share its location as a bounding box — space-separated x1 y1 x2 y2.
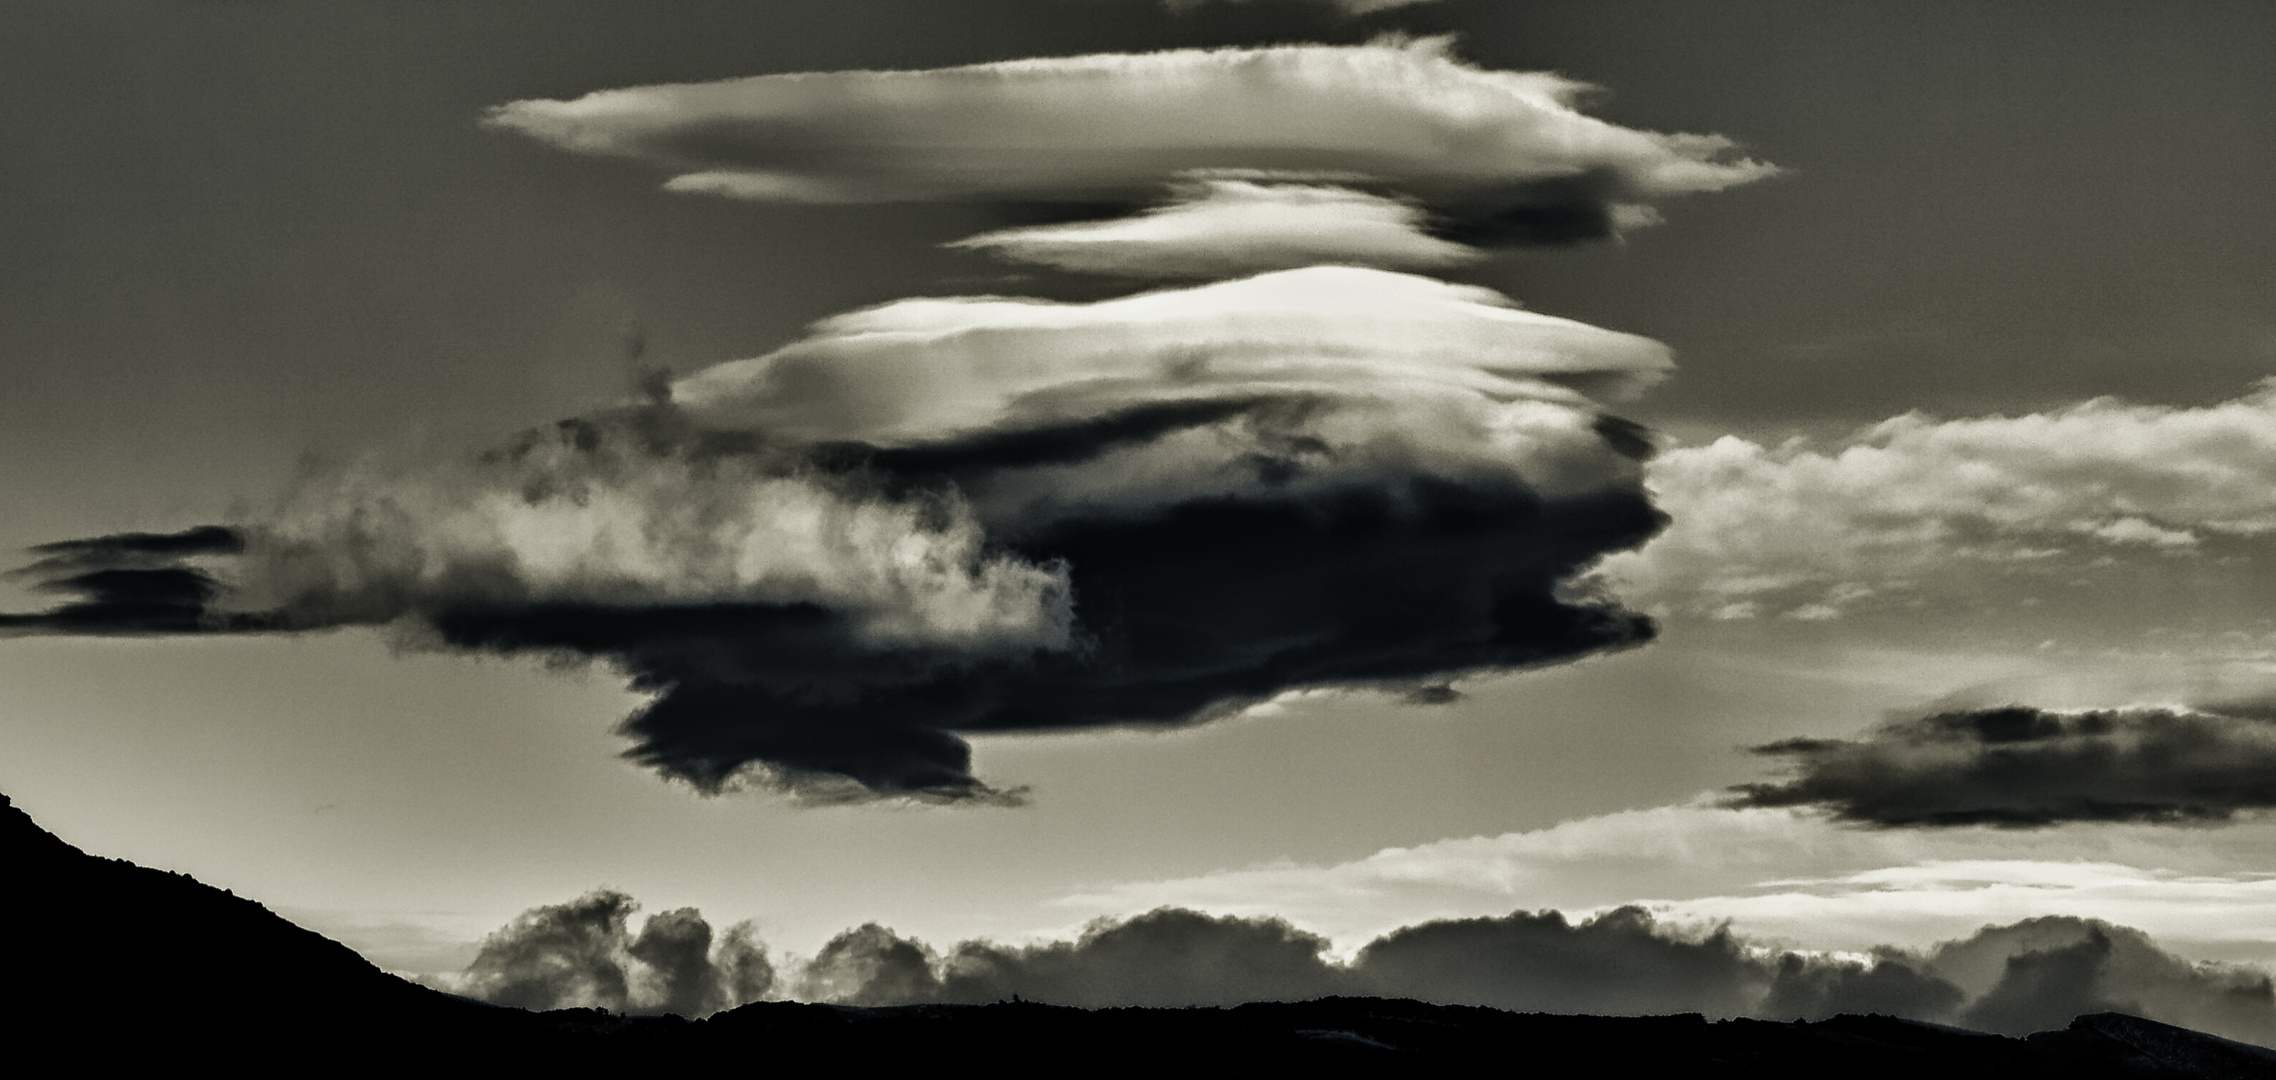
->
1732 704 2276 827
5 268 1668 800
432 890 774 1017
1594 382 2276 619
442 896 2276 1046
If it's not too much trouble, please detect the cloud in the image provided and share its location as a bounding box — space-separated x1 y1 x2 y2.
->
486 38 1772 217
1351 906 1773 1017
935 908 1341 1007
5 268 1667 801
433 889 775 1016
1591 381 2276 620
1934 917 2275 1041
1052 799 2276 966
1167 0 1439 15
440 893 2276 1045
1730 704 2276 827
0 526 244 635
949 179 1486 278
792 923 943 1006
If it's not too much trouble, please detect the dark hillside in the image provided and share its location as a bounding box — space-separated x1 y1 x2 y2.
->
7 791 2272 1076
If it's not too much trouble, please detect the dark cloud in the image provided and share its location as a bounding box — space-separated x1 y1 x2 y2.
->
936 908 1342 1007
1351 906 1770 1017
0 526 251 636
1932 917 2276 1044
5 267 1668 801
1759 950 1965 1024
440 889 774 1016
1729 705 2276 827
792 923 941 1007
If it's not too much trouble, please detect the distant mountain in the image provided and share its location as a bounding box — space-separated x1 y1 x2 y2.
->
7 790 2274 1075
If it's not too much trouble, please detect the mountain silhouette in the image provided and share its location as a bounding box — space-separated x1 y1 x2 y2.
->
7 790 2273 1075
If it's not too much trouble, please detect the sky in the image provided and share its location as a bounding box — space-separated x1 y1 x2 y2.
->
6 0 2276 1040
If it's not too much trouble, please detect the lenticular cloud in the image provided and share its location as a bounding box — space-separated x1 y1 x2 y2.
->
487 38 1771 206
487 38 1772 269
3 40 1766 802
5 267 1669 800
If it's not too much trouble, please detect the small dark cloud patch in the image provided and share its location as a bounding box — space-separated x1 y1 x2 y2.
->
0 526 249 636
1729 705 2276 827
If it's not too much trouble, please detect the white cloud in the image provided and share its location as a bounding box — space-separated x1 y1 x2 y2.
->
218 435 1075 655
1054 799 2276 963
950 179 1484 278
673 266 1671 519
1593 381 2276 619
1168 0 1439 14
488 38 1773 205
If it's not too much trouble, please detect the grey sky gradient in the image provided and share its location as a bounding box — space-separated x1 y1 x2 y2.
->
5 0 2275 1028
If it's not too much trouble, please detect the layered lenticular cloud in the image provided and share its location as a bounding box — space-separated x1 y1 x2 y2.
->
3 40 1772 801
488 38 1772 267
4 269 1672 800
1594 381 2276 620
949 180 1487 278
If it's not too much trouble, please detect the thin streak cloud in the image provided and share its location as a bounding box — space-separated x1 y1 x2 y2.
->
486 38 1773 210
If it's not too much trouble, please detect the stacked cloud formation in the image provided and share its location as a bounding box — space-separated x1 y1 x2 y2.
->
3 40 1772 800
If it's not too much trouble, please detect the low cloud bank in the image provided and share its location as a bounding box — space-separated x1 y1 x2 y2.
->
435 898 2276 1046
427 891 774 1016
1732 704 2276 827
1593 381 2276 620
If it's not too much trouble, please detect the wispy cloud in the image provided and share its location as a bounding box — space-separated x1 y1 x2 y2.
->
1593 381 2276 620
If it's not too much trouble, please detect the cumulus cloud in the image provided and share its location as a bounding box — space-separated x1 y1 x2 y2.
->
950 179 1486 278
1352 906 1771 1017
1592 381 2276 620
4 268 1668 800
434 890 774 1016
1730 704 2276 827
486 38 1772 220
936 908 1342 1007
1935 917 2276 1042
1053 798 2276 967
440 894 2276 1046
